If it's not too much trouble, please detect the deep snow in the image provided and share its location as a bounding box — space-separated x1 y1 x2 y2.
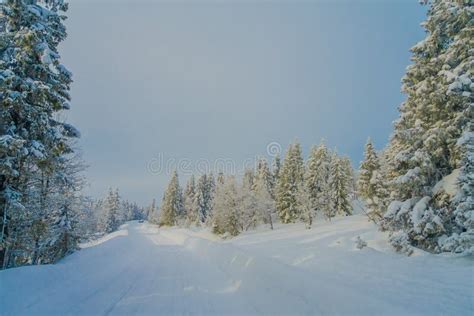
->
1 215 472 316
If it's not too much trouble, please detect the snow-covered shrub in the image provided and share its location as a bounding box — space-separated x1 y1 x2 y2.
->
389 231 414 256
355 236 367 250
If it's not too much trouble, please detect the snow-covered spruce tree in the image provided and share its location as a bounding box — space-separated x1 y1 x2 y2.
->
211 176 241 236
72 197 99 238
147 198 159 224
358 139 389 222
99 189 121 233
275 141 304 223
195 173 216 225
0 0 80 268
271 154 281 196
340 156 357 199
383 0 473 254
159 171 184 227
239 183 259 231
253 158 274 197
184 175 199 226
328 154 353 218
296 180 313 229
253 158 275 229
242 168 254 191
255 184 275 230
195 174 209 224
240 161 270 231
207 173 216 206
41 152 86 263
304 143 332 220
18 150 86 265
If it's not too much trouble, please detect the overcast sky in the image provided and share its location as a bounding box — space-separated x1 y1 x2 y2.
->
60 0 427 205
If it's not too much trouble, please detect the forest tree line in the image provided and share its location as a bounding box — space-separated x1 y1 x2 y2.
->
149 141 356 237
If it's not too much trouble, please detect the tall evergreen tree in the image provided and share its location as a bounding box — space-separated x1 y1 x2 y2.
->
252 158 275 229
276 141 304 223
147 198 159 224
296 181 313 228
358 139 388 222
252 158 273 195
240 183 259 231
184 175 199 226
272 154 281 193
242 168 254 191
159 171 184 227
99 188 120 233
0 0 79 268
329 155 353 218
383 0 473 254
195 173 215 224
305 143 332 220
211 176 241 236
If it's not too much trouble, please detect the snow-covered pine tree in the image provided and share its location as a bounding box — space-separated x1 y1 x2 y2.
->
147 198 159 224
241 161 268 231
42 152 86 263
255 185 275 230
159 171 184 227
0 0 79 268
275 141 304 223
340 156 356 198
184 175 199 226
252 158 275 229
329 154 353 218
242 168 254 191
358 139 388 222
382 0 473 254
195 173 215 224
272 154 281 188
195 174 208 224
296 180 313 229
72 197 97 238
99 189 121 233
252 158 273 196
211 176 241 236
239 183 259 231
304 142 332 220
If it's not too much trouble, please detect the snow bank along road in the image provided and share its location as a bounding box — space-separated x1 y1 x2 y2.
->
1 215 473 316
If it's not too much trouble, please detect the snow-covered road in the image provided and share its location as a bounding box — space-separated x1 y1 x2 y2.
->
1 217 472 316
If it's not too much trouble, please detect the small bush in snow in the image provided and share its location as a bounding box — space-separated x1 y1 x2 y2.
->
389 231 414 256
355 236 367 250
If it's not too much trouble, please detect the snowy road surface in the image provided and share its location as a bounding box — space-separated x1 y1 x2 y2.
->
1 216 473 316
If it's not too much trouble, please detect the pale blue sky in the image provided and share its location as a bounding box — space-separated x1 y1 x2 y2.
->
60 0 427 205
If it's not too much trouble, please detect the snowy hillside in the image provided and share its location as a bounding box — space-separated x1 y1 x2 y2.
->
1 216 472 316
